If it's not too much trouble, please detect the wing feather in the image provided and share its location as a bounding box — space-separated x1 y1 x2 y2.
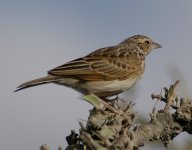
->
48 46 144 81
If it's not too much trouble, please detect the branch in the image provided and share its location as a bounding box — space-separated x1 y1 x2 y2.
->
40 81 192 150
164 80 180 112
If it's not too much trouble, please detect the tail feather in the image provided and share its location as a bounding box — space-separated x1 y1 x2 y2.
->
15 75 62 92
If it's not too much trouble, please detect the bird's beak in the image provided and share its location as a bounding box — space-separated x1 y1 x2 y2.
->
151 42 162 49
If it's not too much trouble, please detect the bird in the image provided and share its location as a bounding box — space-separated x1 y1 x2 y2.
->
15 35 161 98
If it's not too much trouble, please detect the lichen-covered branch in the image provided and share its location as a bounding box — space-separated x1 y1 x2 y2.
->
40 81 192 150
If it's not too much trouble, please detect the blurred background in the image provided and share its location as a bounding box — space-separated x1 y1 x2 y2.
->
1 0 192 150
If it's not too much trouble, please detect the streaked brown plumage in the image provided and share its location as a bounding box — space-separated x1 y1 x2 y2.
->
15 35 161 97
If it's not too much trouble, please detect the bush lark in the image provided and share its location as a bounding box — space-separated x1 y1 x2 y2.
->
15 35 161 98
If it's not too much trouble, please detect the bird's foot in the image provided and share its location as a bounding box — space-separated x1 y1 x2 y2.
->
101 95 122 109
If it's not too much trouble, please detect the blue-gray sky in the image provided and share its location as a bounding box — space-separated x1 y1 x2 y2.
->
1 1 192 150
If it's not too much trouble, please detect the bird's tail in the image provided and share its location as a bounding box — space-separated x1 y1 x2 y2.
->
15 75 62 92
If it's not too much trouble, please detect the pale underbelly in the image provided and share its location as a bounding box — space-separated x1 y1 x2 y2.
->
79 76 141 93
55 75 142 97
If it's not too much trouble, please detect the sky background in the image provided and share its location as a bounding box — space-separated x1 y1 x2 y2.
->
1 1 192 150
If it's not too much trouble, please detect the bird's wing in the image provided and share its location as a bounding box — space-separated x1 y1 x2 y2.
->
48 47 144 81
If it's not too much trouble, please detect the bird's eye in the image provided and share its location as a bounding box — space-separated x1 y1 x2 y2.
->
145 41 150 44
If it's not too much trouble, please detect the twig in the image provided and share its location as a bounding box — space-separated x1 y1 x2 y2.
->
164 80 180 112
151 94 179 109
90 94 118 113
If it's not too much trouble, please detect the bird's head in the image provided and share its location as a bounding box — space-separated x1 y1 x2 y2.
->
120 35 161 55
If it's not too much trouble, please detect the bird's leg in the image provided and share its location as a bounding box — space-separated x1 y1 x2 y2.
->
109 95 120 108
100 97 114 106
115 95 120 109
100 95 120 108
87 94 118 113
